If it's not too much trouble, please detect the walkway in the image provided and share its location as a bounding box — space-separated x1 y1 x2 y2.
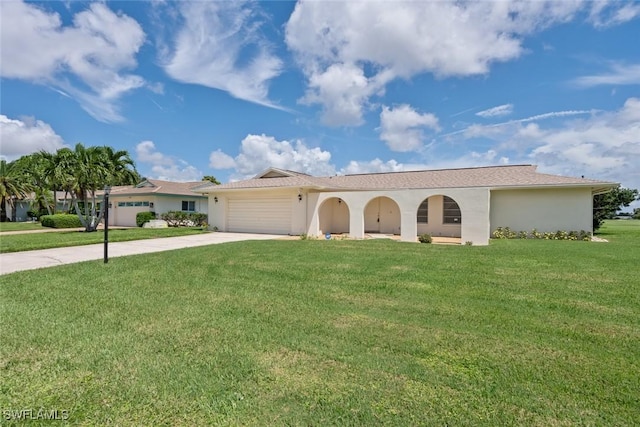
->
0 232 282 275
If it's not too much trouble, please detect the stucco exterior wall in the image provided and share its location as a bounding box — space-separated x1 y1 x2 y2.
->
109 195 207 227
309 188 491 245
489 188 593 233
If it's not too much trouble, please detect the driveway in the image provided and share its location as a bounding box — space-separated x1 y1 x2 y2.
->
0 232 283 275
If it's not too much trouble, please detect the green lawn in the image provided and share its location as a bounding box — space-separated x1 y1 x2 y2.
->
0 221 44 232
1 221 638 425
0 227 208 253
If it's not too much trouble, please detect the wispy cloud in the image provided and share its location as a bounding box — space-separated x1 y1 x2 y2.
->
161 1 284 109
0 1 146 123
442 109 594 137
573 63 640 87
476 104 513 118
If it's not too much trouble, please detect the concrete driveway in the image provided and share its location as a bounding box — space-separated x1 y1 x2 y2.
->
0 232 283 275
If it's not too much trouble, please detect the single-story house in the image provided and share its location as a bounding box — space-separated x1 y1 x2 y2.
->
100 179 208 227
195 165 617 245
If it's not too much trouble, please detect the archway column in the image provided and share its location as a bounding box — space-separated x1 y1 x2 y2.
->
400 209 417 242
349 206 365 239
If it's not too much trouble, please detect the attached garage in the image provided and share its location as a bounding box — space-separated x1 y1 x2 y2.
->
111 201 152 227
227 198 292 234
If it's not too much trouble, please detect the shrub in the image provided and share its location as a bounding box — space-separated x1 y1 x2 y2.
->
492 226 592 241
160 211 208 227
136 211 156 227
40 214 82 229
189 212 208 227
418 233 432 244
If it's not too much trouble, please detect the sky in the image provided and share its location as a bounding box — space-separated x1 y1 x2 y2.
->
1 1 639 208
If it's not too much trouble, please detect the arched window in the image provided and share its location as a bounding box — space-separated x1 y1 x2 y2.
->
443 196 461 224
417 199 428 223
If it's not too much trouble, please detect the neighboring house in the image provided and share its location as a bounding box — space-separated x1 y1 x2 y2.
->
195 165 617 246
99 179 208 227
4 199 30 222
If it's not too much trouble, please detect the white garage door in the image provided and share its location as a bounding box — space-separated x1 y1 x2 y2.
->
228 198 292 234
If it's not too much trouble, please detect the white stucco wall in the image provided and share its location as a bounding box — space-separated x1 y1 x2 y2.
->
309 188 491 245
490 187 593 233
109 195 207 226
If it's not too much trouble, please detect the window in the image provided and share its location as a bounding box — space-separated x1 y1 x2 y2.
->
182 201 196 212
118 202 125 207
417 199 429 223
443 196 461 224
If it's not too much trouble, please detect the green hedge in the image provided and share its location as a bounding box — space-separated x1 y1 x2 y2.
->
40 214 83 229
136 211 156 227
160 211 208 227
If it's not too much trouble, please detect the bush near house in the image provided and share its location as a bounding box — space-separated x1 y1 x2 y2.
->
136 211 156 227
492 227 591 241
40 214 83 229
418 233 432 243
160 211 207 227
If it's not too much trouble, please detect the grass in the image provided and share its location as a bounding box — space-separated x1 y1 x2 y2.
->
1 221 638 425
0 221 44 232
0 227 208 253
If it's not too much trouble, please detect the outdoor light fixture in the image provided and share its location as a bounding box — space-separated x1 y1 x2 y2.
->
298 193 302 202
103 186 111 264
214 196 218 203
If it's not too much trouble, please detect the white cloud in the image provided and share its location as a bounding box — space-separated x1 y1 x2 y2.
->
135 141 202 182
573 63 640 87
379 105 440 152
285 1 592 127
0 1 146 122
340 159 409 175
162 1 282 108
209 150 236 169
301 63 389 127
476 104 514 118
209 134 335 179
0 115 67 160
436 98 640 196
529 98 640 183
589 0 640 27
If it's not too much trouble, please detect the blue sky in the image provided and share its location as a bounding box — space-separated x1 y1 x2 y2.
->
1 1 639 208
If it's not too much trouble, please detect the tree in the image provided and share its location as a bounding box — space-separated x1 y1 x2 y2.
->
100 146 142 186
13 153 55 216
0 160 33 222
202 175 221 185
593 186 639 230
633 208 640 220
40 144 139 232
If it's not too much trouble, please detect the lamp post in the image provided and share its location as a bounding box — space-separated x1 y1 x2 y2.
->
103 186 111 264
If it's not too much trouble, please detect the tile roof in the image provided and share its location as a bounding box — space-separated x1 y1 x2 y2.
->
196 165 617 192
98 179 206 197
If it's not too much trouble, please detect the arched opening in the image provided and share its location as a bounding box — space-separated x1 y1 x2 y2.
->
318 197 350 236
364 196 401 234
416 195 462 238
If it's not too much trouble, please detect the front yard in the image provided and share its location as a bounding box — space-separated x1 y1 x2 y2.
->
0 227 208 253
0 221 638 425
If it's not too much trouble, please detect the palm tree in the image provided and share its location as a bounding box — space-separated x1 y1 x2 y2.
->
100 146 141 186
0 160 33 222
13 153 55 216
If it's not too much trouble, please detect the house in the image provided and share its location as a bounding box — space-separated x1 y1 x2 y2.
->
195 165 617 245
101 179 208 227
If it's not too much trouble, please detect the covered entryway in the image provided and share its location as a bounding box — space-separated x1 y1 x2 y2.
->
318 197 350 235
227 198 292 234
364 196 401 234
